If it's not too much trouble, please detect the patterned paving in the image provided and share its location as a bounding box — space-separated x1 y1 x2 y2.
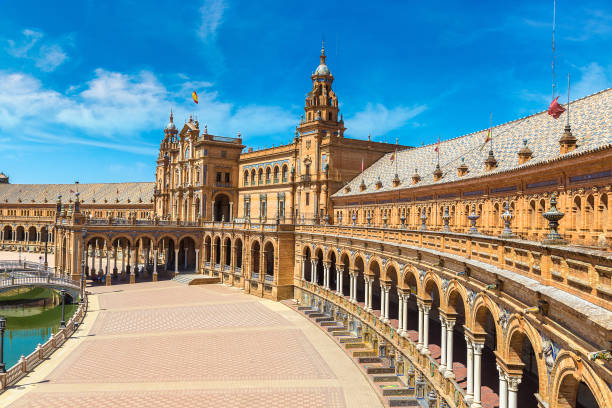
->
91 301 288 335
6 282 383 407
8 387 347 408
46 329 335 383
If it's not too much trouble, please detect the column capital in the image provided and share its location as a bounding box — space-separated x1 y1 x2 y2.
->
445 319 456 330
472 342 485 354
506 375 522 392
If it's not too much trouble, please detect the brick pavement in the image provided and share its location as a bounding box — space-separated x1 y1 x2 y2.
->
4 282 383 407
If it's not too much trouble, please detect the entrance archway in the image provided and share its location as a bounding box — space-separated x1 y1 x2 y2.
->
214 193 231 222
179 237 196 272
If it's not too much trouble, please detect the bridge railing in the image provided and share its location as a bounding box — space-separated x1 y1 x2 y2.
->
0 293 87 392
0 275 80 290
0 260 54 275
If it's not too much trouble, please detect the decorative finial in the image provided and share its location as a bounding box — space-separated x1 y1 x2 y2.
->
320 39 326 64
169 108 173 122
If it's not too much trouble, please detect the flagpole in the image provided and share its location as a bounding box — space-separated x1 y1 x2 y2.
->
566 72 570 127
490 113 494 152
552 0 556 100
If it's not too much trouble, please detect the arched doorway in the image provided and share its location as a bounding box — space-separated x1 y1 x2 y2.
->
508 330 540 407
303 247 312 282
473 305 500 406
234 238 243 271
340 253 350 296
387 266 399 321
214 193 231 222
16 226 25 241
315 248 324 286
204 236 211 266
370 260 381 312
158 236 176 276
264 241 274 280
328 251 337 291
354 256 365 303
3 225 12 241
214 237 221 266
28 226 37 242
179 237 196 272
251 241 260 278
223 237 232 269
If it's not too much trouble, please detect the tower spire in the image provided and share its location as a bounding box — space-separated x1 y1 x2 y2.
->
320 39 326 64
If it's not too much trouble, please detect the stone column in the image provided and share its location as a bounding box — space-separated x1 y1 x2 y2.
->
465 337 474 403
229 202 233 221
422 305 430 354
383 286 390 322
497 364 508 408
445 320 455 378
507 376 521 408
402 294 409 337
323 262 329 289
184 247 188 270
439 318 447 372
97 242 103 277
397 292 404 333
301 257 306 280
113 245 118 274
417 303 424 351
130 247 136 284
174 249 179 276
336 266 342 295
310 260 316 284
349 272 356 302
153 248 158 281
472 342 484 408
121 245 126 274
105 244 111 286
367 278 374 311
85 245 90 276
195 249 199 273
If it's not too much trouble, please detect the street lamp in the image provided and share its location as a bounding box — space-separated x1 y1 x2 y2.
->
80 227 86 303
0 316 6 373
59 289 66 329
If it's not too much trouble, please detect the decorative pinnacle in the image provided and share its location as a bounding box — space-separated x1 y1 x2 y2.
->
320 40 326 64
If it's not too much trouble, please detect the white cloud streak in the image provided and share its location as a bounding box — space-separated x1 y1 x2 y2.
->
0 68 298 155
344 103 427 140
5 29 69 72
198 0 227 42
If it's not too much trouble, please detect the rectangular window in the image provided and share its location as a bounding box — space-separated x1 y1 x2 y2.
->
225 172 230 183
204 149 208 156
305 193 310 206
221 150 227 158
216 172 222 182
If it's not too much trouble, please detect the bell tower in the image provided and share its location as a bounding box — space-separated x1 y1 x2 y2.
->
295 44 346 223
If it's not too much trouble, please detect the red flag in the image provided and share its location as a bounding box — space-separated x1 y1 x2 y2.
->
548 97 565 119
192 91 198 104
434 136 440 152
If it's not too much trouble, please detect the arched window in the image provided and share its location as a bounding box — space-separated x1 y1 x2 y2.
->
273 166 279 183
251 169 256 185
243 170 249 186
282 165 288 182
258 168 263 185
265 167 271 184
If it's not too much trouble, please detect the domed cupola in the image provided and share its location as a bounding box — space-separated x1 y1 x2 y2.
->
165 109 177 132
314 42 331 77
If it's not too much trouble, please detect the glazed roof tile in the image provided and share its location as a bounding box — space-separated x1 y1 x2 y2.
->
334 88 612 198
0 182 155 205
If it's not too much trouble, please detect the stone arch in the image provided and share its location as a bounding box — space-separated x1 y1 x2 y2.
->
265 166 272 184
326 247 339 262
303 245 312 282
213 192 231 222
382 260 400 282
204 235 212 263
243 169 249 186
213 235 222 265
314 246 324 286
421 273 442 303
15 225 25 241
234 236 243 270
2 225 13 241
504 317 548 404
250 239 261 276
470 295 501 344
263 240 275 278
550 351 606 408
339 251 351 296
281 163 289 182
27 226 37 242
273 165 280 183
302 243 313 256
353 254 366 303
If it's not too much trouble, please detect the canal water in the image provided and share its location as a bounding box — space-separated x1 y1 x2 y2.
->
1 288 77 368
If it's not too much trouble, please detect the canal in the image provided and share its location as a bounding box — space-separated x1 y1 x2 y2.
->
1 287 77 368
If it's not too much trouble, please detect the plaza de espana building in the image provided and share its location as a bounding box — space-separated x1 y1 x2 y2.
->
1 47 611 408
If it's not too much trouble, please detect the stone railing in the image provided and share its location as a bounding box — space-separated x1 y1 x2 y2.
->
296 224 612 311
0 276 80 292
296 280 466 408
0 260 54 275
0 296 87 392
0 241 54 253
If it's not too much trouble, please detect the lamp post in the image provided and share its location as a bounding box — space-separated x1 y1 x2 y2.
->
0 316 6 373
80 227 87 303
44 235 48 271
18 246 22 266
59 289 66 329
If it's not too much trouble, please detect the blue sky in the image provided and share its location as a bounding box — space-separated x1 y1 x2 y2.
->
1 0 610 184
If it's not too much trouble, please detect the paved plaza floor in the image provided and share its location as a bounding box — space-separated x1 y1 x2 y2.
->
2 281 383 407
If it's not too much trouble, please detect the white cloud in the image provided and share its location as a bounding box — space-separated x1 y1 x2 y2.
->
5 29 69 72
344 103 427 140
36 44 68 72
198 0 227 42
0 68 298 154
573 62 612 99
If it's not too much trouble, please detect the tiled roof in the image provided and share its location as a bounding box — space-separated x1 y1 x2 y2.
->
0 182 155 205
334 88 612 198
